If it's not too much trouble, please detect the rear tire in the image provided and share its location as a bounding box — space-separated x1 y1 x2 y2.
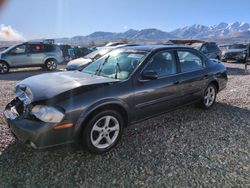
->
45 59 57 71
200 83 217 109
0 61 9 74
82 110 124 154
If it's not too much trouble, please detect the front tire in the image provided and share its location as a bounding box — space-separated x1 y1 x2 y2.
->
0 61 9 74
200 83 217 109
82 110 124 154
45 59 57 71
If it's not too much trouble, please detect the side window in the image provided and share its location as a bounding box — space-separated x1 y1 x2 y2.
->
177 51 203 73
144 51 177 77
30 44 43 53
208 44 216 52
44 44 54 52
10 44 26 54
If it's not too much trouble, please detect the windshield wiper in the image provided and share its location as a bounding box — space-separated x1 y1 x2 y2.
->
95 55 110 75
114 62 121 79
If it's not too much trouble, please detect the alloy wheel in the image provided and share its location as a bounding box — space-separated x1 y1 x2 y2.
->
204 86 216 107
46 60 57 70
90 115 120 149
0 62 8 74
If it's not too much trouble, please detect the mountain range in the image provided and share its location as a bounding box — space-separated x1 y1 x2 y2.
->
54 21 250 45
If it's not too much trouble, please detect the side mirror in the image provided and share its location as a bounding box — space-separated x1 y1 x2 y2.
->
140 71 158 82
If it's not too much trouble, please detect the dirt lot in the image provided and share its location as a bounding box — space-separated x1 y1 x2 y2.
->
0 63 249 187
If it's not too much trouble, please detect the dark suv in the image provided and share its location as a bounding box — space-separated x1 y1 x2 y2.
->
191 42 222 60
222 44 248 63
0 42 64 74
4 46 227 153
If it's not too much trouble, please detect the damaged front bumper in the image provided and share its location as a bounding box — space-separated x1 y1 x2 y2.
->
4 98 75 149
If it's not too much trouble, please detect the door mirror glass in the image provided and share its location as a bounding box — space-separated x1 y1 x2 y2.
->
140 71 158 81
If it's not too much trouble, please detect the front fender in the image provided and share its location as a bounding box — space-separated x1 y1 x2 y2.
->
73 98 130 138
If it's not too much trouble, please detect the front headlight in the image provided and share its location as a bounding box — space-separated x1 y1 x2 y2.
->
31 105 65 123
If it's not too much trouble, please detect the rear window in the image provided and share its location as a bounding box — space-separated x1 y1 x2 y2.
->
177 51 203 72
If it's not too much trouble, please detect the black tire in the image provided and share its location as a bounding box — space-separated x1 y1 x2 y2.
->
45 59 57 71
82 110 124 154
200 83 217 109
0 61 9 74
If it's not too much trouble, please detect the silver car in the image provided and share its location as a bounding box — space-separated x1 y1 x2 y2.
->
66 44 139 71
0 42 64 74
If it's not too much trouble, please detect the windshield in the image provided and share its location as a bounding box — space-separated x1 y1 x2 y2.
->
82 49 148 80
84 48 113 60
229 44 247 49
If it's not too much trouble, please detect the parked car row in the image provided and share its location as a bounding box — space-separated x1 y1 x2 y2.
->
1 39 249 74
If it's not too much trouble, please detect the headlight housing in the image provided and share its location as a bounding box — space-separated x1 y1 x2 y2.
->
31 105 65 123
15 84 33 105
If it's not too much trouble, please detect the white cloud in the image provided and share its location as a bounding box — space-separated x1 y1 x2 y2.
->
123 26 128 30
0 24 25 41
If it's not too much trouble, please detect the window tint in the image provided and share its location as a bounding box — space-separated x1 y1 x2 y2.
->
30 44 43 53
177 51 203 72
145 51 177 77
11 44 26 54
44 44 55 52
207 44 217 52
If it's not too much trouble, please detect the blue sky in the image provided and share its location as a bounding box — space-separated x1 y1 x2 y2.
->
0 0 250 39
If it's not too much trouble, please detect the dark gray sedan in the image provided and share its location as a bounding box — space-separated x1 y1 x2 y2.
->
4 46 227 154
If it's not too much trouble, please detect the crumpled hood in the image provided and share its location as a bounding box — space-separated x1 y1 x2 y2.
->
16 71 118 102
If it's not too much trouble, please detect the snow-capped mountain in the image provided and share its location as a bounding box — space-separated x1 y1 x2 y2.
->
171 21 250 38
52 21 250 45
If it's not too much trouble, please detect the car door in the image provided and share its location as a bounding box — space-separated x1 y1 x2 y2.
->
29 44 46 65
133 50 183 120
6 44 30 67
176 49 208 103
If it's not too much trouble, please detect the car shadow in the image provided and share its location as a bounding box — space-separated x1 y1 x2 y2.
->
0 102 249 187
0 66 65 81
226 67 248 76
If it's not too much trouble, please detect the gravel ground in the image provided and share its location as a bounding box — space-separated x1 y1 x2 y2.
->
0 63 249 187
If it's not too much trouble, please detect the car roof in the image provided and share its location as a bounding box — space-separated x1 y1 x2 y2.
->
121 45 195 52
